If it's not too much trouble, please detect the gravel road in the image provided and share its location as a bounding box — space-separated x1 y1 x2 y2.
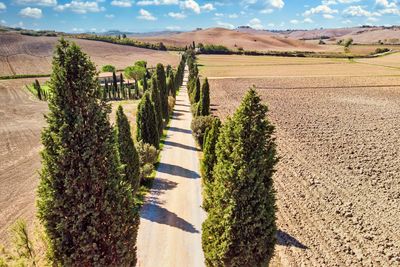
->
137 69 206 267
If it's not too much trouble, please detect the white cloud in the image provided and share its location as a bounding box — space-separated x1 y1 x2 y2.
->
0 19 5 24
268 0 284 9
303 5 338 16
217 21 235 29
55 1 104 13
180 0 200 14
303 17 313 23
343 5 380 17
201 3 214 11
376 0 396 8
14 0 57 6
72 27 84 32
367 16 379 22
137 8 157 20
342 19 352 23
105 13 114 18
168 11 186 19
260 8 273 14
0 2 6 11
19 7 42 18
290 19 299 24
214 12 223 17
248 18 263 29
137 0 178 5
323 13 335 19
228 13 238 18
111 0 132 7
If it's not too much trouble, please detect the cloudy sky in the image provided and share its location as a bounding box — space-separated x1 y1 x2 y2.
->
0 0 399 32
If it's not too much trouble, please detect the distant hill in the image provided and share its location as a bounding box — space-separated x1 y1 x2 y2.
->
96 30 183 37
135 27 323 52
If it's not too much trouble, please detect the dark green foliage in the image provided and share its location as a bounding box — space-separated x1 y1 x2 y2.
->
198 44 230 54
101 64 116 72
136 91 160 149
112 71 118 99
202 88 278 267
37 39 139 266
120 73 125 98
190 115 216 148
34 79 42 100
143 76 148 91
201 118 221 211
115 105 140 193
191 77 201 104
197 78 210 116
167 76 174 98
150 77 163 135
156 63 169 122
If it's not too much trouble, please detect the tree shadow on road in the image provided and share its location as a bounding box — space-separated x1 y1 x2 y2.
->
157 162 200 179
167 127 192 135
173 109 189 113
146 178 178 205
276 230 308 249
141 203 199 233
161 140 199 152
175 103 191 108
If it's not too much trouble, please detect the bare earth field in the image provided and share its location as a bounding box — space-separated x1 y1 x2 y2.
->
200 55 400 266
0 78 139 244
0 32 180 76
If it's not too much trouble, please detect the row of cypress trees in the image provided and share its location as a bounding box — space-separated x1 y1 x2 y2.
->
185 50 279 266
136 56 186 149
37 39 186 266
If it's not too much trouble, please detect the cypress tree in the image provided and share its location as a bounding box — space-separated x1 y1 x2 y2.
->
156 63 168 122
150 77 163 135
143 76 148 92
167 76 174 98
192 77 201 104
201 118 221 211
115 105 140 193
106 79 111 100
37 39 139 266
120 73 125 99
202 88 278 267
102 80 108 101
136 91 160 149
198 78 210 116
34 79 42 100
112 71 118 99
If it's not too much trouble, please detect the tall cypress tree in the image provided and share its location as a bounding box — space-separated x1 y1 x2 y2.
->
198 78 210 116
120 73 125 99
202 88 278 267
112 71 118 99
167 76 174 98
37 39 138 266
201 118 221 211
136 91 160 149
115 105 140 193
156 63 168 122
192 77 201 104
150 77 163 135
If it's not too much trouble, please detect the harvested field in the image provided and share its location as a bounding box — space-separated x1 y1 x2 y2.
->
0 32 179 76
198 55 400 78
203 55 400 265
0 78 139 244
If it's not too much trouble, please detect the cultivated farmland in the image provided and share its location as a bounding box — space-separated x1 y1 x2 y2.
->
199 54 400 266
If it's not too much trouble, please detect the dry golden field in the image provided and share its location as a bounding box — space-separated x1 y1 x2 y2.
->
199 54 400 266
0 32 180 76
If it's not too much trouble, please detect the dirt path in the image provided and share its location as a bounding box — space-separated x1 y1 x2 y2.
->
137 68 205 267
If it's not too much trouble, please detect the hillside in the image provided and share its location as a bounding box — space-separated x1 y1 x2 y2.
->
0 32 179 76
136 27 323 52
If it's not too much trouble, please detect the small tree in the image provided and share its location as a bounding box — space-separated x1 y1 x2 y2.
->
150 77 163 135
34 79 42 100
167 76 174 98
202 88 278 267
37 39 138 266
101 64 116 72
197 78 210 116
156 63 169 122
136 91 160 149
191 77 201 104
112 71 118 99
120 73 125 99
115 105 140 193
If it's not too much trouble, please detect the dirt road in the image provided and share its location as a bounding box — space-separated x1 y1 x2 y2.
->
137 69 205 267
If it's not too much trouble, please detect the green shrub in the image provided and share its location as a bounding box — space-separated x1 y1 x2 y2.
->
137 91 160 148
101 64 116 72
136 141 158 182
190 115 216 148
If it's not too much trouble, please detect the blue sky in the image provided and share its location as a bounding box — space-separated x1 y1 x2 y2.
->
0 0 400 32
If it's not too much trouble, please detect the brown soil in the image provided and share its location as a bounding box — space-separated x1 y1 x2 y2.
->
208 77 400 266
136 27 323 52
0 78 47 244
0 32 180 76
